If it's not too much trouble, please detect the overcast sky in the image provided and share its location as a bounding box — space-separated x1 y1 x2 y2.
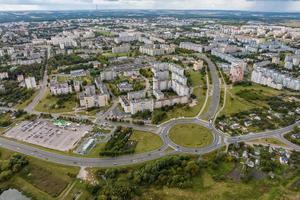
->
0 0 300 12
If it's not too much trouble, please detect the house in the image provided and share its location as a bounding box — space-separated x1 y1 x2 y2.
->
291 133 300 139
279 156 288 164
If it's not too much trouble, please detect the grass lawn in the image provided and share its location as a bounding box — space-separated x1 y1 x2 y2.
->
76 106 110 117
87 142 106 157
199 94 212 120
35 89 77 113
249 138 287 147
130 130 163 154
56 75 94 85
189 70 203 87
87 130 163 156
169 124 213 148
221 83 282 115
0 147 79 199
141 170 300 200
64 179 92 200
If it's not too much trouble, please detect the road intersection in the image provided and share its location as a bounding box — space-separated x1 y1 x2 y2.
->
0 54 299 167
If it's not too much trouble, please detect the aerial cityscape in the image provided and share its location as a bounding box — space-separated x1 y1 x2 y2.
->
0 1 300 200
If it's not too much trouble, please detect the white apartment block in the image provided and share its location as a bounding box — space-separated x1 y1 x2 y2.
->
152 63 190 97
73 81 81 92
100 70 117 81
112 45 130 54
179 42 203 53
79 85 109 109
24 77 37 89
50 82 73 96
139 44 175 56
211 49 244 64
251 67 300 91
230 62 245 83
119 63 191 114
0 72 8 80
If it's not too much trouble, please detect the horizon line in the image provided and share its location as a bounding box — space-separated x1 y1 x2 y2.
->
1 8 300 14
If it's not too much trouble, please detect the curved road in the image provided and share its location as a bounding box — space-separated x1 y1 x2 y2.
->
0 54 299 167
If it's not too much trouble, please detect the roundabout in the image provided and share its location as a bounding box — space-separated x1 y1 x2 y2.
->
169 123 213 148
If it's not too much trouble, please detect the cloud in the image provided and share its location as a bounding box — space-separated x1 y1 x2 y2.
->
0 0 300 11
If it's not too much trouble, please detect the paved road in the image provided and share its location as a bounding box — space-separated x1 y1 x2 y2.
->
0 55 299 167
25 69 48 113
195 54 221 120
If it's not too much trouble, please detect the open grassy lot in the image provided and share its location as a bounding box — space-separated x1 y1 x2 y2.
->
35 89 77 113
188 69 204 87
88 130 163 157
130 130 163 154
0 147 79 199
249 138 287 147
56 75 94 85
221 83 282 115
86 142 106 157
140 171 300 200
169 124 213 148
63 179 92 200
19 163 69 197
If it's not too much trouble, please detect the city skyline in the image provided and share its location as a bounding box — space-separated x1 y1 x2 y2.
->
1 0 300 12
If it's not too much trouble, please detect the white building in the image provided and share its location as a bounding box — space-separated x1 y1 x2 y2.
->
24 77 37 89
251 67 300 91
112 45 130 54
100 70 117 81
179 42 203 53
50 82 73 96
0 72 8 80
79 85 109 109
230 62 245 83
139 44 175 56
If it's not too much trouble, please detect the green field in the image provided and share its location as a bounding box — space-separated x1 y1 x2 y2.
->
0 148 79 200
130 130 163 153
56 75 94 85
87 142 106 157
87 130 163 157
221 83 282 115
169 124 213 148
249 138 287 147
140 171 299 200
35 89 77 113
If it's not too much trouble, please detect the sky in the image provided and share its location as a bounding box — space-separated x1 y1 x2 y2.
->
0 0 300 12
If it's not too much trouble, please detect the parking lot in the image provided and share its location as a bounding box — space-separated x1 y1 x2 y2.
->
4 119 91 151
